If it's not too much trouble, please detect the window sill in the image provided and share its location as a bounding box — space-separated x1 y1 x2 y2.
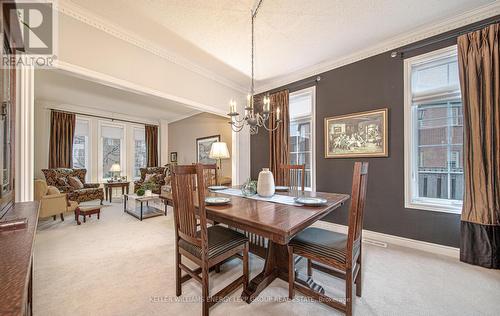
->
405 200 462 214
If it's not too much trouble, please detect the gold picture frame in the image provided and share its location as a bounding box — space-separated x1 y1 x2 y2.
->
324 108 388 158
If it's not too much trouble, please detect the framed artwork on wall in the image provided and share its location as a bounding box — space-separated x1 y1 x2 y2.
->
324 108 388 158
170 152 177 163
196 135 220 164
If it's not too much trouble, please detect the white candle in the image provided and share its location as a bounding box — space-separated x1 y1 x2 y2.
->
247 94 251 108
277 107 280 120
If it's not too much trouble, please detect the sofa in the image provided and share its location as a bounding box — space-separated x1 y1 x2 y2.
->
34 179 79 221
42 168 104 204
134 167 168 194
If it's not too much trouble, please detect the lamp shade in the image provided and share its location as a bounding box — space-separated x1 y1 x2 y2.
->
109 163 121 172
209 142 230 159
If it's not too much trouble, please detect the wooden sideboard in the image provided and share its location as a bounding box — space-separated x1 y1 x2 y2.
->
0 202 39 316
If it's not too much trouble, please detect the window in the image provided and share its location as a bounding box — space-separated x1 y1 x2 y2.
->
404 46 463 213
289 87 315 191
100 123 125 180
133 128 146 179
72 119 90 176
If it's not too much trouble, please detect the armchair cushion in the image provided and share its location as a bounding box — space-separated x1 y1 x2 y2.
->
68 176 84 189
84 183 100 189
57 177 69 188
47 186 61 195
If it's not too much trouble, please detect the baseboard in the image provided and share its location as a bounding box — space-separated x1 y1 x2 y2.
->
312 221 460 259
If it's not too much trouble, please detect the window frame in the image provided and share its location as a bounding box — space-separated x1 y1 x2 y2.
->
97 120 126 181
72 117 91 181
404 45 463 214
289 86 316 192
132 126 146 180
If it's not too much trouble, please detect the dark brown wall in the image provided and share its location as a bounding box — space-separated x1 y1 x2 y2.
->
250 17 499 248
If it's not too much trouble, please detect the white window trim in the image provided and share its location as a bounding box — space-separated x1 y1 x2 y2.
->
404 45 462 214
131 125 146 180
97 120 127 182
74 116 92 181
289 86 316 192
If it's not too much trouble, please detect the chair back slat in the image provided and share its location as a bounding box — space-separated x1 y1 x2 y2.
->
202 163 217 188
281 164 306 195
171 165 202 247
190 163 217 190
346 162 369 265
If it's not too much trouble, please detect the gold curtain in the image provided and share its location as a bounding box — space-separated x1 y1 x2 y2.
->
268 90 290 185
48 111 76 169
145 124 159 167
458 23 500 269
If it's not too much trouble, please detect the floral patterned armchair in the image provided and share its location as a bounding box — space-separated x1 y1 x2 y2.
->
42 168 104 204
134 167 167 194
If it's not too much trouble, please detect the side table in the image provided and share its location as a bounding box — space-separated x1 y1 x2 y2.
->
104 181 130 203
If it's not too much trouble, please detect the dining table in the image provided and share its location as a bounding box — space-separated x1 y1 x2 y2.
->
160 187 350 303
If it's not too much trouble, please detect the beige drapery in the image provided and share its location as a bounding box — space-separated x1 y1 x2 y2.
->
145 125 159 167
49 111 76 169
268 90 290 186
458 23 500 269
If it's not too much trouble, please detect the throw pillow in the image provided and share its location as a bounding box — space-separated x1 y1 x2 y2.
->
57 177 69 187
47 186 61 195
68 176 84 189
144 173 155 183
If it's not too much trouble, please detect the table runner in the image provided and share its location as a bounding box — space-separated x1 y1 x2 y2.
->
213 188 300 206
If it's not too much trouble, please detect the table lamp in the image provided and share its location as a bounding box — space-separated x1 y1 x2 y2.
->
109 163 121 181
209 142 230 185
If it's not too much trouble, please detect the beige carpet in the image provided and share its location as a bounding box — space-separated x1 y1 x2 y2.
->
34 202 500 316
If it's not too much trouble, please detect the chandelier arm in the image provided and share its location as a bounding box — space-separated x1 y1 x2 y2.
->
232 115 246 123
230 122 245 133
230 120 245 129
262 119 282 132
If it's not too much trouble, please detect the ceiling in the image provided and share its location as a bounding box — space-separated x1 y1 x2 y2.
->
35 70 199 122
62 0 497 91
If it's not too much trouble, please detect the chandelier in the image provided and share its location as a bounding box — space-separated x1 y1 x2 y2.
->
228 0 281 135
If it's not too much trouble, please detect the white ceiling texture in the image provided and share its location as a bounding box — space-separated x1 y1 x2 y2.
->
62 0 498 92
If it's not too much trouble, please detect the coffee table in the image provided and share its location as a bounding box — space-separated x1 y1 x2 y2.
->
123 194 167 221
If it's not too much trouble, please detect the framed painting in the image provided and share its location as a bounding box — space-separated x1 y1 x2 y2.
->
170 152 177 163
196 135 220 164
324 108 388 158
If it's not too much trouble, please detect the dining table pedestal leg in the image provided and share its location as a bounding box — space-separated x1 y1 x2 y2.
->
241 240 324 303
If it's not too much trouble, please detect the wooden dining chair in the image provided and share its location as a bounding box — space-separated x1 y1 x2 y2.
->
287 162 369 316
191 163 217 190
280 164 306 193
171 164 249 316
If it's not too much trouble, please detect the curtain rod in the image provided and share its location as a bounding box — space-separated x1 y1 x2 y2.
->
47 108 159 126
265 76 321 95
394 16 500 57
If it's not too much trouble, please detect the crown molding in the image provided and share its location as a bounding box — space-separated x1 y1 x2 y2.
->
167 111 202 124
255 1 500 93
53 60 228 117
55 0 247 94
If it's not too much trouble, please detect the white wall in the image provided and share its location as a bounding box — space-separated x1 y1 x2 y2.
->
168 113 232 179
56 11 245 116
